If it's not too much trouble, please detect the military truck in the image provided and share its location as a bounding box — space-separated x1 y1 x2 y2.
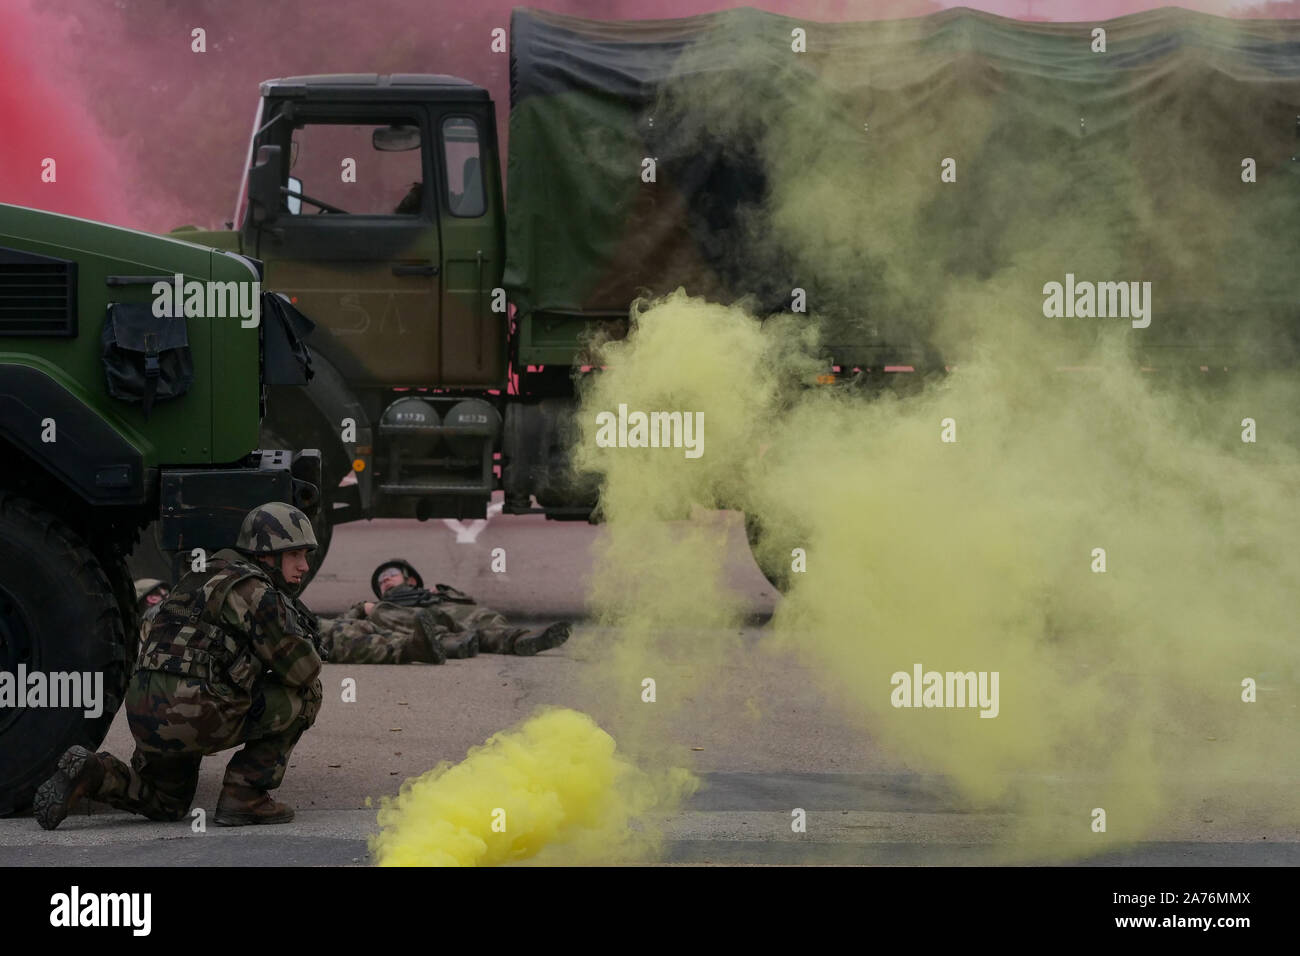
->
156 8 823 583
157 6 1300 582
0 203 319 813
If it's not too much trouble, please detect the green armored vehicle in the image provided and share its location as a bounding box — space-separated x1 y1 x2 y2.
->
0 204 319 813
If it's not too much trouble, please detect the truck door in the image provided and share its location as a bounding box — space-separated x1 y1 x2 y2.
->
256 108 441 386
436 112 506 387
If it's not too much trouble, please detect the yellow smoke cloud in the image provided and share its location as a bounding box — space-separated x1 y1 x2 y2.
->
549 10 1300 861
370 707 697 866
378 10 1300 865
570 290 1300 859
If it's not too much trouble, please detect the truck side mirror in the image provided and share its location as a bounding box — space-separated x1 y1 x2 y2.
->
249 144 283 226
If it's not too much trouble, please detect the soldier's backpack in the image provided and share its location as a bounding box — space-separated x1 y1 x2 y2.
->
138 556 279 692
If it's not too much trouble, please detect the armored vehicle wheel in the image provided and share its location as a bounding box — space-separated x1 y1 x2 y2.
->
0 493 132 814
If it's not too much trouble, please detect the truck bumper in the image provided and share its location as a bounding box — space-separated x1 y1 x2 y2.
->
156 449 321 552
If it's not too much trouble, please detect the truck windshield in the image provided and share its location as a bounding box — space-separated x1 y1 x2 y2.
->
289 119 424 215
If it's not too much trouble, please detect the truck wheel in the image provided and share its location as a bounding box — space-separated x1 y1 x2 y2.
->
0 494 131 815
744 511 791 593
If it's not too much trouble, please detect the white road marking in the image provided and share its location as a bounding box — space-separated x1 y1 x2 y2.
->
442 500 504 543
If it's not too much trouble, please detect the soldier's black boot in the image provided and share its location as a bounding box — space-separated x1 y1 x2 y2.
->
414 609 448 664
34 746 106 830
512 622 572 656
214 786 295 826
441 632 479 659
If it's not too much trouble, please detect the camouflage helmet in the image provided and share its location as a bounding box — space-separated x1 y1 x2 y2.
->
371 558 422 598
134 578 167 603
236 502 318 555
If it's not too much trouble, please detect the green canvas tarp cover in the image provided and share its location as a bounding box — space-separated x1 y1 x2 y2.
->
504 6 1300 363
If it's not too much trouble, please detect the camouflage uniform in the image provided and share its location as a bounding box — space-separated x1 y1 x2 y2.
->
421 596 533 654
35 502 323 829
317 583 555 662
95 548 323 820
140 600 162 632
316 601 449 664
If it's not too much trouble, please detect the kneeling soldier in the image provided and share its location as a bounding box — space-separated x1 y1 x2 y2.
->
35 502 324 829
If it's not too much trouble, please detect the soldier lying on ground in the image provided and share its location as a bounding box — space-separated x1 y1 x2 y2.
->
315 558 571 664
35 502 325 830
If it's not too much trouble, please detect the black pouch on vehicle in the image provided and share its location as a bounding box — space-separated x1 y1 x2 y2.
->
101 303 193 418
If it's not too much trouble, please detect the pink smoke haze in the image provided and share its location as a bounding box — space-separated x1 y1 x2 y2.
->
2 0 1295 233
0 3 131 223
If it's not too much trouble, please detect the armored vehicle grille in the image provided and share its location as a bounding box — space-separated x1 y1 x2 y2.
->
0 248 78 337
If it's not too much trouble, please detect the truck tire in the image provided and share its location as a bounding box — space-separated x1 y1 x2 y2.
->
0 494 131 815
744 511 790 593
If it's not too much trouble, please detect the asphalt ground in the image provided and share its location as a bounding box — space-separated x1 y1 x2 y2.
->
1 502 1296 866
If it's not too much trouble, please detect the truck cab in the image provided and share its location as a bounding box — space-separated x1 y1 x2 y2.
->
242 75 505 394
173 73 596 556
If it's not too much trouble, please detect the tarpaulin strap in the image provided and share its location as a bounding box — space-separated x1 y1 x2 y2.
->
142 331 160 417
